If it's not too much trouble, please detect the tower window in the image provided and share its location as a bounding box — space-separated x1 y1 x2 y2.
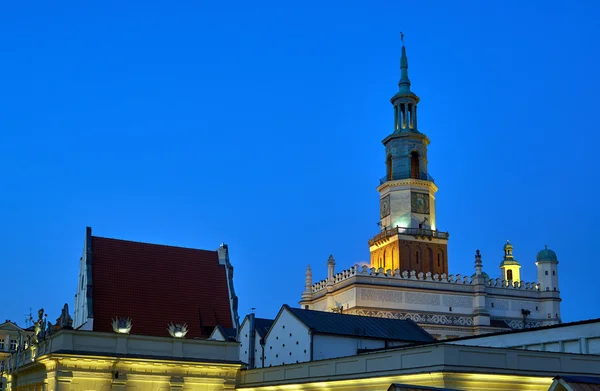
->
428 248 433 270
552 271 555 276
437 253 441 267
386 154 393 181
410 151 420 179
545 271 548 275
507 270 513 281
415 250 419 264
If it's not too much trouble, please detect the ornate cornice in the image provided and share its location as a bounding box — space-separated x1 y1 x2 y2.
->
377 178 438 193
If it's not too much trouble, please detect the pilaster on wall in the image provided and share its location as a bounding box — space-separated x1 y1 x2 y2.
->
111 372 127 391
169 376 184 391
55 371 72 391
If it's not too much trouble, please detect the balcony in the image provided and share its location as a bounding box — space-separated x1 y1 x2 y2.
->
380 172 435 185
369 226 449 245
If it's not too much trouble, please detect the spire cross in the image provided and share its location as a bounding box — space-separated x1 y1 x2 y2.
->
400 32 405 45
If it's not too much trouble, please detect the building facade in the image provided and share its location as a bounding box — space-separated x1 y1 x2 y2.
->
4 328 241 391
0 322 33 391
299 44 562 339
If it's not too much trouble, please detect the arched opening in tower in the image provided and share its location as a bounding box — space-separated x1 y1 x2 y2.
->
410 151 420 179
386 154 393 181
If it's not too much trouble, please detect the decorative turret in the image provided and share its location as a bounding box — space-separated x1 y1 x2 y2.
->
536 245 561 323
499 240 521 284
327 255 336 285
300 265 313 302
536 245 559 292
326 255 336 310
472 250 490 328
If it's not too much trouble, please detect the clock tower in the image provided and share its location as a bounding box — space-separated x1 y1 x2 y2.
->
368 41 449 276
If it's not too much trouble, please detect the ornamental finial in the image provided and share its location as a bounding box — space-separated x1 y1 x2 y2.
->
400 32 405 45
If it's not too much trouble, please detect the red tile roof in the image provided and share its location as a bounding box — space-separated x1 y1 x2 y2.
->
91 236 233 338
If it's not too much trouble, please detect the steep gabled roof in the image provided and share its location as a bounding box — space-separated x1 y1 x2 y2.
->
254 318 274 338
283 305 434 343
91 234 234 338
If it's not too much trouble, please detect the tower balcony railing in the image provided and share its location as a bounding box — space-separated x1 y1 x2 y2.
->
379 172 435 185
369 226 449 245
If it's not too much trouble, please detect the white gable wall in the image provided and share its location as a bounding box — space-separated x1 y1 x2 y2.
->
263 309 310 367
238 319 251 364
209 327 226 341
73 232 91 330
312 335 409 361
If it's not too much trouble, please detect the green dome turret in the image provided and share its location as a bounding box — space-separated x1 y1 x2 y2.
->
537 245 558 263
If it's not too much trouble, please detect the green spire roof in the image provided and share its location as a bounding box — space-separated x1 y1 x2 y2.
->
398 45 411 93
391 40 419 102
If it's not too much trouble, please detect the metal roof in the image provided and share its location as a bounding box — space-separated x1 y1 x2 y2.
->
284 305 434 343
553 376 600 391
254 318 274 338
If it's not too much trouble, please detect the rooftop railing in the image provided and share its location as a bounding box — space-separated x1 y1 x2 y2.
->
368 226 449 245
380 172 435 185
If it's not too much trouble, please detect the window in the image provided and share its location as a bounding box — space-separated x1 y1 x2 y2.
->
0 340 4 350
428 248 433 269
437 253 441 267
545 271 548 275
10 339 17 351
410 151 420 179
552 271 555 276
415 250 419 264
507 270 513 281
386 154 393 181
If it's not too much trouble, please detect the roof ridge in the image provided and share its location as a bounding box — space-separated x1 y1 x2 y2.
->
92 235 218 253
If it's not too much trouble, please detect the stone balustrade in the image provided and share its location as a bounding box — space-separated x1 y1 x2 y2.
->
311 265 538 293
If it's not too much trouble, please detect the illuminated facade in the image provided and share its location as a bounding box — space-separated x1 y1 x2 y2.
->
0 321 33 391
4 328 241 391
299 43 562 339
237 342 600 391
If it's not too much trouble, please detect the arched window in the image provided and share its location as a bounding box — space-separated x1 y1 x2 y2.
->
507 269 513 281
386 154 393 181
391 247 395 270
415 249 420 264
410 151 420 179
437 253 441 267
383 250 387 269
428 248 434 271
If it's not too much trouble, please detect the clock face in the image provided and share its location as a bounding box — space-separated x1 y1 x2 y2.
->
411 192 430 214
380 195 391 218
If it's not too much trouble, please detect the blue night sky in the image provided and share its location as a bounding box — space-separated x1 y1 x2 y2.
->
1 1 599 326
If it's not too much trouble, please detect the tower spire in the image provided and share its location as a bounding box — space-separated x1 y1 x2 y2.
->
399 32 411 94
